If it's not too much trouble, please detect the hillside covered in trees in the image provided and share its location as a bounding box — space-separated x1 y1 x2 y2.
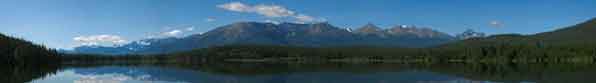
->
0 33 61 66
0 33 63 83
163 18 596 63
431 18 596 63
3 18 596 64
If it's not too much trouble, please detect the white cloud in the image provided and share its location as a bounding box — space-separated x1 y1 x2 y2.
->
186 26 195 31
205 17 216 22
490 20 504 28
218 2 324 23
218 2 295 17
217 2 252 12
148 25 199 38
74 35 128 46
294 14 327 23
162 30 183 36
253 4 295 17
264 19 281 24
294 14 314 23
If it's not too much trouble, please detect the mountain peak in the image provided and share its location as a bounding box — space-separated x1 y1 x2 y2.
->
307 22 341 34
363 23 380 28
229 21 276 27
215 22 278 34
456 29 486 40
364 22 377 26
279 22 307 25
385 25 454 39
312 22 333 27
346 28 353 32
72 21 456 55
356 23 382 33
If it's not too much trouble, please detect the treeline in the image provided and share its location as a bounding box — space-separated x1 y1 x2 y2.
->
56 45 434 64
165 45 433 63
60 54 171 64
161 34 596 63
0 33 62 83
172 18 596 63
430 34 596 63
0 33 61 67
66 40 596 64
3 18 596 64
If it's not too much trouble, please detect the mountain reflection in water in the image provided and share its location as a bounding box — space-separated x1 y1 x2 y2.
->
4 63 596 83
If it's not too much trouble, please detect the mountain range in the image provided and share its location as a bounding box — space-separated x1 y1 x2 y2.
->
71 22 456 55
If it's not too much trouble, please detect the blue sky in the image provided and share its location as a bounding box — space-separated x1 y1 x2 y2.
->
0 0 595 49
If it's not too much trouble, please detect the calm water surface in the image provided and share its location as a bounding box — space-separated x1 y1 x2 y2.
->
11 63 596 83
32 66 474 83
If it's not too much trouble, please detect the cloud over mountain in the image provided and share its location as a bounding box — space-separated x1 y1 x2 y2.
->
217 2 252 12
217 2 324 23
151 25 198 38
73 35 128 46
252 4 296 17
162 30 183 37
218 2 295 17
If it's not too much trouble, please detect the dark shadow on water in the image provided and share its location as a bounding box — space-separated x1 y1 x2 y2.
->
0 65 61 83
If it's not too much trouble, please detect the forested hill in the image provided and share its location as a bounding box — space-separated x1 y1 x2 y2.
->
429 18 596 62
0 33 61 66
440 18 596 48
158 18 596 63
533 18 596 46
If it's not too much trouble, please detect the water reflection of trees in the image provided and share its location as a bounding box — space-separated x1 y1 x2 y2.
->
172 62 596 83
424 63 596 83
4 62 596 83
175 62 420 75
0 65 61 83
1 33 63 83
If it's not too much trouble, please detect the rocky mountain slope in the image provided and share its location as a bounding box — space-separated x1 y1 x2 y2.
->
72 22 455 55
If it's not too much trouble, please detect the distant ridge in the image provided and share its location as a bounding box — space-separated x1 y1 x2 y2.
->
72 22 455 55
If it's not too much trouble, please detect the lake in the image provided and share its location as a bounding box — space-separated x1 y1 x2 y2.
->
7 63 596 83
